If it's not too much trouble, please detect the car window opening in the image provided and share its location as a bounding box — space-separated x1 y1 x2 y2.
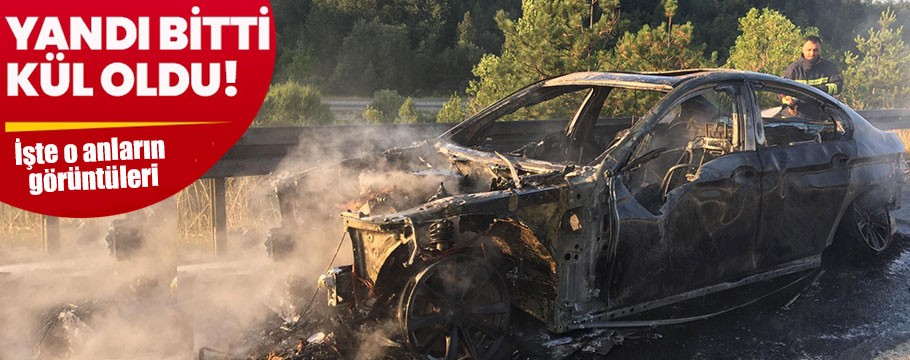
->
623 89 737 214
469 86 663 166
755 86 846 147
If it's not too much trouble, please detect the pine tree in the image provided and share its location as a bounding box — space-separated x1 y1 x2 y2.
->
605 21 715 116
609 22 714 72
466 0 623 112
664 0 678 45
725 8 817 76
437 93 470 123
842 8 910 109
397 98 420 124
255 82 334 126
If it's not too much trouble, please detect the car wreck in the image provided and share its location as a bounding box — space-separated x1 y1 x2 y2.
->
267 70 905 359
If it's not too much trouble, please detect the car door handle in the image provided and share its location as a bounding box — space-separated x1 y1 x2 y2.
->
832 154 850 167
732 166 758 181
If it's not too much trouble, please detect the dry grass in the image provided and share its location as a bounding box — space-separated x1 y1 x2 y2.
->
176 176 281 252
225 177 281 238
0 203 43 250
891 129 910 153
176 179 214 251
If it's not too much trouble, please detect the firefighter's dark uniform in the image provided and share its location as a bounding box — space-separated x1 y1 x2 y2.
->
783 56 843 96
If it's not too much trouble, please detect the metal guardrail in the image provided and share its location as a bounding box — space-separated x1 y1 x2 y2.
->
39 109 910 255
856 109 909 130
325 99 446 112
203 122 452 178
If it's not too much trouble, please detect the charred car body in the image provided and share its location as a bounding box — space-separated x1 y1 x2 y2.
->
270 70 904 359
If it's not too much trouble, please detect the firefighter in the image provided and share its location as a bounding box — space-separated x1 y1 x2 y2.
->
784 35 843 96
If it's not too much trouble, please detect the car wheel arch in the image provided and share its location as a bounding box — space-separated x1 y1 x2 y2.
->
825 185 895 262
483 217 559 278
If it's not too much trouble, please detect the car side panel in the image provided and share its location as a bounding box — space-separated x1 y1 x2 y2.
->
604 152 763 309
755 140 856 268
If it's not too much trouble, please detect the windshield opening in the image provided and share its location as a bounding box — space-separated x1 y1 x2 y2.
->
453 85 666 165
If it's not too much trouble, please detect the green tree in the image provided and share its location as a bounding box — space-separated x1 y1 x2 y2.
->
842 8 910 109
363 106 385 124
467 0 623 112
275 0 355 86
725 8 817 76
609 22 714 72
330 19 414 95
280 0 523 96
605 21 714 115
363 89 406 124
398 98 420 124
269 0 910 98
664 0 678 43
255 82 334 126
458 11 477 46
270 0 313 82
437 93 470 123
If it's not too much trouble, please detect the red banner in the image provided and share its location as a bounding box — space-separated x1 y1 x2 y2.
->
0 0 275 217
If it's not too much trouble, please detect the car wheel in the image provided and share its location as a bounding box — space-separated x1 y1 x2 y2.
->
398 254 511 360
834 201 894 260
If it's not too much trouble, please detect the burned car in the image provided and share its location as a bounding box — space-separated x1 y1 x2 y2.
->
270 70 904 359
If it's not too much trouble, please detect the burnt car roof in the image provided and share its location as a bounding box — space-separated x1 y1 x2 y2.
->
541 69 782 90
443 69 784 145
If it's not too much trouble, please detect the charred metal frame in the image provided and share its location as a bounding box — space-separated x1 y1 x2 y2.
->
289 70 904 336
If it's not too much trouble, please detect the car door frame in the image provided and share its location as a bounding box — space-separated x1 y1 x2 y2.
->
594 80 769 314
745 80 857 269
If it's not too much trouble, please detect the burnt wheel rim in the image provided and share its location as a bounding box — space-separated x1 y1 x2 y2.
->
855 205 891 252
400 255 510 360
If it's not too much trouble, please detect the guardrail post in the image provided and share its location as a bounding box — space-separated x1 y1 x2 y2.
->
42 215 60 254
211 178 228 256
